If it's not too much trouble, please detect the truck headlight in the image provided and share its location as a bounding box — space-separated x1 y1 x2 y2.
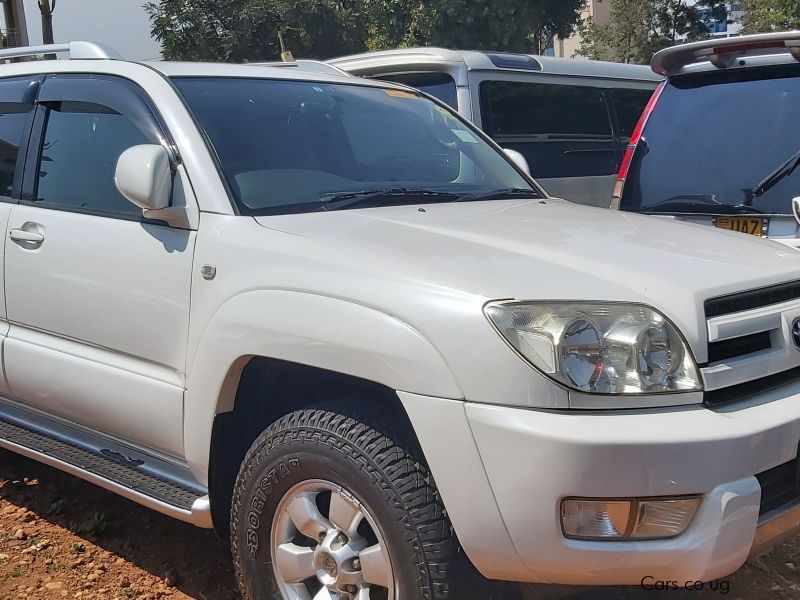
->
484 302 701 394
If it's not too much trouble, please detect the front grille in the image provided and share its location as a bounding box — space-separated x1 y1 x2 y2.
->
705 280 800 318
707 331 771 363
756 459 800 516
704 366 800 406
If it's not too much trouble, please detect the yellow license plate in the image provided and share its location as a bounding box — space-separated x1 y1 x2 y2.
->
715 216 766 237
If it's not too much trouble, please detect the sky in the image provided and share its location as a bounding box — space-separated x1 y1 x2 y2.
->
21 0 162 61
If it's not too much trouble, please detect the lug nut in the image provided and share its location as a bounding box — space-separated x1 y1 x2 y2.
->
345 584 358 593
352 558 361 570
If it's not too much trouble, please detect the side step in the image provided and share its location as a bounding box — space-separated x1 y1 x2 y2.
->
0 416 212 528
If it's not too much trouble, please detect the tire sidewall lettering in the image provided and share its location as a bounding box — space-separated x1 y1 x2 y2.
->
246 458 301 558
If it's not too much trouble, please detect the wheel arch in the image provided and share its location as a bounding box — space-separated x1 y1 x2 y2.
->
182 290 463 529
207 357 427 535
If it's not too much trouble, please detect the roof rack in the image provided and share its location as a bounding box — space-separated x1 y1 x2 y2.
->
652 31 800 76
0 41 122 62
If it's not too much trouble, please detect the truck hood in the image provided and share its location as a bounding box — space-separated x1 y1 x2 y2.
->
255 198 800 345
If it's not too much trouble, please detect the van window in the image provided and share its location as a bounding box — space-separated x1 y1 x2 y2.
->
609 88 654 141
479 80 617 179
374 73 458 109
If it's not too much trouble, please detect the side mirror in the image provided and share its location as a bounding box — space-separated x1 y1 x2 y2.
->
503 148 530 176
793 197 800 226
115 144 172 212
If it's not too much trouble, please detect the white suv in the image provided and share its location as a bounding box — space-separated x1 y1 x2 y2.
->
2 41 800 600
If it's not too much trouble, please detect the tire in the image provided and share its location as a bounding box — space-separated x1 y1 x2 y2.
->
230 408 486 600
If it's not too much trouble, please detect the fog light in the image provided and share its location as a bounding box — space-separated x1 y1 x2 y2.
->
561 496 700 541
561 500 632 539
631 498 700 539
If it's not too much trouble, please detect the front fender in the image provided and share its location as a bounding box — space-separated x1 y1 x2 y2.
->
183 290 462 482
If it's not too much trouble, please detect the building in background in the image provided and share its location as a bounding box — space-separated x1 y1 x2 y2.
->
0 0 161 60
548 0 610 59
699 2 744 38
550 1 745 60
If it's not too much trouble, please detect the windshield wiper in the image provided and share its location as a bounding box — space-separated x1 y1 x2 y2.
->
315 188 459 211
640 194 764 215
752 148 800 198
453 187 538 202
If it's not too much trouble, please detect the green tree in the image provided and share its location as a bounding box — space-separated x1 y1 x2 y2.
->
145 0 368 61
740 0 800 33
578 0 726 64
149 0 589 60
366 0 585 53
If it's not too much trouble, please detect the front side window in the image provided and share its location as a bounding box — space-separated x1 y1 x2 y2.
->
36 103 149 215
174 78 538 215
33 77 167 218
479 80 617 179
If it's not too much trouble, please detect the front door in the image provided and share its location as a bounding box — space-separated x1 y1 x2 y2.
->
4 74 195 458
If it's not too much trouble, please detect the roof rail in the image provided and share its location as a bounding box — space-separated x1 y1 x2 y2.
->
0 41 122 62
248 59 351 76
652 31 800 76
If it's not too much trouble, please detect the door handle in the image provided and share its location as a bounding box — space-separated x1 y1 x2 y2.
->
9 228 45 245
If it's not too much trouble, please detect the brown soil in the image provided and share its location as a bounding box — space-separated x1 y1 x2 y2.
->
0 447 798 600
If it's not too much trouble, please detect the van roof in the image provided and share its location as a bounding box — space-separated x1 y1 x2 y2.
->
329 47 662 82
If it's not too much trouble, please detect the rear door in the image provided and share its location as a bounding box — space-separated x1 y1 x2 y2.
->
0 75 41 398
3 74 195 458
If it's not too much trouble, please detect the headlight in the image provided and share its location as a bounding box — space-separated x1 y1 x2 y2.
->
484 302 701 394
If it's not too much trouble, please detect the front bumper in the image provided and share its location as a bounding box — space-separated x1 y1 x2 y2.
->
398 381 800 585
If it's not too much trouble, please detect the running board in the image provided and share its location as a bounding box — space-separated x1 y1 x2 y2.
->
0 416 212 528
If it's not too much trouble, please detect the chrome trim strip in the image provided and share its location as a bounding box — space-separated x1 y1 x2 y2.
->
749 500 800 558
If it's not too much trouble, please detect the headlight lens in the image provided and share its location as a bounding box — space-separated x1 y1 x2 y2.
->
485 302 701 394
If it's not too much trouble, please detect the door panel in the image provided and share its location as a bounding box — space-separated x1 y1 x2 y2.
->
3 74 195 458
5 207 194 456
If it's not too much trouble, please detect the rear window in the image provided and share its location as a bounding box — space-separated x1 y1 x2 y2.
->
374 72 458 109
621 64 800 215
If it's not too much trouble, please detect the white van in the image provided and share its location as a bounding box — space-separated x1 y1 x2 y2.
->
330 48 661 206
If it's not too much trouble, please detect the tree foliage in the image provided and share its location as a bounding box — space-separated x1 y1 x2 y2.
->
147 0 586 61
145 0 368 61
740 0 800 33
577 0 726 64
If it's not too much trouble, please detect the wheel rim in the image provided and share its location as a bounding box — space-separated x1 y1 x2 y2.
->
271 479 396 600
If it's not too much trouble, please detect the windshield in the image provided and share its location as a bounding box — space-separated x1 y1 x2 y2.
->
620 63 800 216
173 77 540 215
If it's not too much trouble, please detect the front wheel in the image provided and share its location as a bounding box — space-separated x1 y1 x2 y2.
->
230 409 470 599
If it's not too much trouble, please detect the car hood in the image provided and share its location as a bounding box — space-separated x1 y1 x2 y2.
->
255 198 800 345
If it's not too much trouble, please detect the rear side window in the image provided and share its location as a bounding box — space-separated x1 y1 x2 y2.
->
0 76 40 198
479 80 616 178
609 88 654 141
374 73 458 109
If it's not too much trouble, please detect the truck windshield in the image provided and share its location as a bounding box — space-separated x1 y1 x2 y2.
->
620 63 800 216
173 77 539 215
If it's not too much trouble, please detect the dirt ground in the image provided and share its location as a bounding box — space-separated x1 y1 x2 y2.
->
0 449 799 600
